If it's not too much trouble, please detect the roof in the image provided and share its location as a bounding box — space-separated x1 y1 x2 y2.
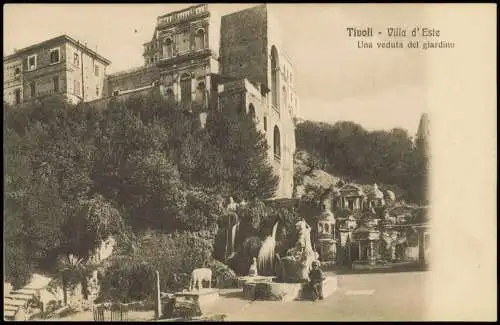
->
4 34 111 65
107 65 152 78
353 225 371 233
319 209 335 222
157 3 207 21
339 184 365 196
367 183 384 199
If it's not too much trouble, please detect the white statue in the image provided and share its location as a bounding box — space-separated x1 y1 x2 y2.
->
189 268 212 291
227 197 237 211
248 257 258 277
382 231 399 261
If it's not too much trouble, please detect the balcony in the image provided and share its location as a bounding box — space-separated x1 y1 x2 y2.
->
157 4 209 27
156 48 214 67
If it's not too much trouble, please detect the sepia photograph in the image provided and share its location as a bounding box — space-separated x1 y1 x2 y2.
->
3 3 496 322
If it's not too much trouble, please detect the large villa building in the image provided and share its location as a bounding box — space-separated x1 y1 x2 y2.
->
3 4 299 199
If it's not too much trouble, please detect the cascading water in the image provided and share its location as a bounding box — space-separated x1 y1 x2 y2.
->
225 214 239 261
257 222 279 275
228 222 240 259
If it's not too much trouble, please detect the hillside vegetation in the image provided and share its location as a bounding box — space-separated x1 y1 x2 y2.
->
3 92 277 291
294 120 428 204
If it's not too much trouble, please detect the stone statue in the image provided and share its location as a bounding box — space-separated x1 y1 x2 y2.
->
382 231 398 261
248 257 258 277
189 268 212 291
227 197 237 211
276 219 319 283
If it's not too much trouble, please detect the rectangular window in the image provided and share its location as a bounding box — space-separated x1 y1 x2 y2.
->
73 53 80 67
53 76 59 92
94 64 100 77
177 31 190 53
28 55 37 71
74 80 80 96
49 48 60 64
96 86 99 97
30 82 36 97
14 89 21 104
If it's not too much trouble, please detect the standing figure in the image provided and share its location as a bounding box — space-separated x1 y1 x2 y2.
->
248 257 258 277
308 261 325 301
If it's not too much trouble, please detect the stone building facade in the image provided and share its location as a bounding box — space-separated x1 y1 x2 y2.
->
3 35 111 106
218 4 298 198
3 5 298 199
104 4 298 198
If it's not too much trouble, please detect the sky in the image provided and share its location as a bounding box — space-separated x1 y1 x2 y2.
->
3 3 429 136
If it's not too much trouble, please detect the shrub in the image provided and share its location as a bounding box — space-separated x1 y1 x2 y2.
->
175 190 223 233
4 243 33 290
207 259 237 288
229 236 262 275
97 257 156 303
98 231 215 302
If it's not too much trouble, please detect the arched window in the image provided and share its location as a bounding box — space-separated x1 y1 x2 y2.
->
248 103 256 120
163 38 173 58
270 46 279 108
273 125 281 159
180 73 192 109
194 29 205 51
164 87 175 106
263 116 268 131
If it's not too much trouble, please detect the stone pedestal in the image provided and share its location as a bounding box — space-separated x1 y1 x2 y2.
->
318 238 336 262
243 283 257 300
174 289 219 315
368 241 376 266
240 275 338 302
237 276 275 288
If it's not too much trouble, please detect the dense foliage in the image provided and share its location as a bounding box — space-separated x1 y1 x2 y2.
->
3 92 277 288
296 120 429 203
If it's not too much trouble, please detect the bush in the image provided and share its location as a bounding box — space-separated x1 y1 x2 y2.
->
4 243 33 290
207 259 237 288
229 236 262 275
99 231 215 302
176 190 223 233
97 257 156 303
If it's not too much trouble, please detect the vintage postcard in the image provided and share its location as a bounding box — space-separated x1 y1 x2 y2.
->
3 3 496 321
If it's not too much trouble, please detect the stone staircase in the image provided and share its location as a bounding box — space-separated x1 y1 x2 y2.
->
4 288 35 320
4 274 53 321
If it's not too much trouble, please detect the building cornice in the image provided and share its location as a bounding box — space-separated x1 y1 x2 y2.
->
4 34 111 66
156 48 214 67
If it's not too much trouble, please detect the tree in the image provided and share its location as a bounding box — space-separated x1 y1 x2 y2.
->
295 119 425 204
55 254 93 306
204 109 279 200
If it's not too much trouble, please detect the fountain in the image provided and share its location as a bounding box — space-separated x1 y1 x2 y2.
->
275 219 318 283
228 222 240 259
257 222 279 275
239 218 338 302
